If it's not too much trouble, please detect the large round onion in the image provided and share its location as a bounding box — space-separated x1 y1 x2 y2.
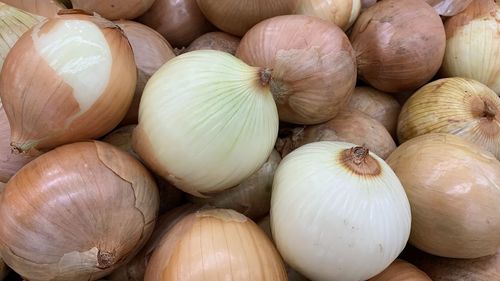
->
0 141 159 281
271 142 411 281
398 78 500 159
0 11 136 154
71 0 155 20
349 0 446 93
368 259 431 281
386 133 500 258
292 0 361 31
144 208 287 281
236 15 357 124
425 0 474 16
2 0 65 17
186 32 240 55
441 0 500 95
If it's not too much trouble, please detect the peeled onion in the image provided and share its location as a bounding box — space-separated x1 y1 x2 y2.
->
0 141 159 281
71 0 155 20
271 141 411 281
386 133 500 258
186 32 240 55
236 15 357 124
441 0 500 95
1 0 65 17
425 0 474 16
350 0 446 93
368 259 431 281
0 11 136 154
293 0 361 31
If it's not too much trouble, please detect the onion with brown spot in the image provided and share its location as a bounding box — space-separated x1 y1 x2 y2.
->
71 0 155 20
368 259 431 281
186 31 240 55
292 0 361 31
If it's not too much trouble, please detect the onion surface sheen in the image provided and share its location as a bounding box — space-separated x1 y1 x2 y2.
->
425 0 474 16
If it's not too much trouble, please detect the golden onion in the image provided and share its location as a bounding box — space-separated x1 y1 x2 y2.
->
368 259 431 281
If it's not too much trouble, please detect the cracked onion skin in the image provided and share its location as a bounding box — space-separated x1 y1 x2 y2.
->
386 133 500 258
0 141 160 281
368 259 431 281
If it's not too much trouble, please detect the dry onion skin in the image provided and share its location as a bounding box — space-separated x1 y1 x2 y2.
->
1 0 65 17
236 15 357 124
368 259 431 281
144 208 287 281
271 142 411 281
114 20 176 125
71 0 155 20
397 78 500 159
350 0 446 93
0 141 159 281
292 0 361 31
0 11 136 154
441 0 500 95
425 0 474 16
386 133 500 258
186 31 240 55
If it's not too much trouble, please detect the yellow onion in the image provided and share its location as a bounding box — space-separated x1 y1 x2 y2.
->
0 141 159 281
188 149 281 220
368 259 431 281
425 0 474 16
71 0 155 20
292 0 361 31
236 15 357 124
350 0 446 93
271 142 411 281
133 50 279 197
441 0 500 95
397 78 500 159
186 31 240 55
1 0 65 17
0 258 6 281
348 86 401 138
386 133 500 258
0 11 136 154
144 208 287 281
138 0 213 48
114 20 176 125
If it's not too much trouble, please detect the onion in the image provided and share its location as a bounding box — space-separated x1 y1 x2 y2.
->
0 141 159 280
0 11 136 154
292 0 361 31
425 0 474 16
102 125 139 159
440 0 500 95
114 20 176 125
368 259 431 281
144 208 287 281
186 31 240 55
196 0 294 36
71 0 155 20
133 50 279 197
349 0 446 93
397 78 500 159
1 0 65 17
188 149 281 220
361 0 378 10
348 86 401 138
236 15 357 124
386 133 500 258
137 0 213 48
271 141 411 281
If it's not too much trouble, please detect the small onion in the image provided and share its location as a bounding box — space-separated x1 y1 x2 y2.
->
292 0 362 31
133 50 279 197
188 149 281 220
186 31 240 55
368 259 431 281
144 208 287 281
271 142 411 281
350 0 446 93
441 0 500 95
137 0 213 48
71 0 155 20
425 0 474 16
386 133 500 258
236 15 357 124
1 0 65 17
398 78 500 159
0 141 160 280
0 11 136 154
114 20 176 125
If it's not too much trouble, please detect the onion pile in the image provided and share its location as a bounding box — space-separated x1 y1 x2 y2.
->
186 31 240 55
292 0 361 31
71 0 155 20
368 259 431 281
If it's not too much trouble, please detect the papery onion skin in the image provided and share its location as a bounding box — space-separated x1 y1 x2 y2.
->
368 259 431 281
441 0 500 95
397 78 500 159
114 20 176 125
425 0 474 16
271 141 411 281
1 0 64 17
133 50 279 197
137 0 213 48
0 13 136 154
186 31 240 55
144 208 287 281
71 0 155 20
0 141 159 281
386 133 500 258
237 15 357 124
350 0 446 93
293 0 361 31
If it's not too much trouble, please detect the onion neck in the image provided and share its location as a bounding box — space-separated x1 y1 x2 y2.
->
482 100 496 121
340 146 381 177
97 250 114 269
259 68 272 87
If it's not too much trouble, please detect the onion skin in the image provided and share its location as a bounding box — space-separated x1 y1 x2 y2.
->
186 31 240 55
144 208 287 281
368 259 431 281
102 125 139 159
293 0 361 31
137 0 213 48
0 141 159 281
71 0 155 20
425 0 474 16
441 0 500 95
350 0 446 93
237 15 357 124
386 133 500 258
1 0 64 17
